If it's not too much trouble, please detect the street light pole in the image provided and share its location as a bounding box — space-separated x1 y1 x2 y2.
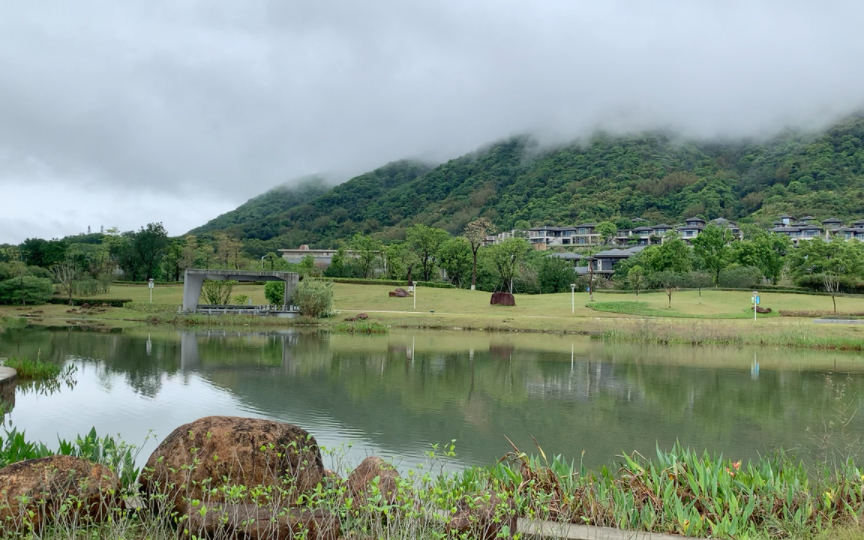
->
570 283 576 314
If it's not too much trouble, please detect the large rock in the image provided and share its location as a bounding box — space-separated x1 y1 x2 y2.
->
447 492 516 540
186 504 340 540
490 292 516 306
139 416 324 515
346 456 401 505
0 455 120 533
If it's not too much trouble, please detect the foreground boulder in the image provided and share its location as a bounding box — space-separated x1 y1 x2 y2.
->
490 292 516 306
139 416 324 514
185 504 340 540
389 288 410 298
0 455 120 533
447 492 516 540
346 456 401 505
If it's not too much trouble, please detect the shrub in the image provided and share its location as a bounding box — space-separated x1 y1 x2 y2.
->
264 281 284 304
234 294 249 305
718 266 762 289
0 276 53 305
292 279 334 318
202 279 236 305
47 297 130 307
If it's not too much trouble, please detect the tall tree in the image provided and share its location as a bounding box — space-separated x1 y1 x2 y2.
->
642 237 692 274
692 224 733 285
406 224 449 282
135 223 169 280
789 238 864 313
51 258 79 305
438 237 473 287
486 237 531 293
350 233 383 278
462 218 494 290
595 222 617 245
734 232 791 285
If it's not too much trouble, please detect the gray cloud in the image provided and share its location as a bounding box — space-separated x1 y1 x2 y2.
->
2 0 864 243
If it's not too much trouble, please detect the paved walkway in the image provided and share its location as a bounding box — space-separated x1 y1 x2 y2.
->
0 366 16 384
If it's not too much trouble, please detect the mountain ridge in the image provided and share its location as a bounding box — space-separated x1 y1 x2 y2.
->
191 114 864 256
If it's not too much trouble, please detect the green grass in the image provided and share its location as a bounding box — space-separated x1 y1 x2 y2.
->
1 426 864 539
590 300 779 319
333 321 389 334
1 357 63 380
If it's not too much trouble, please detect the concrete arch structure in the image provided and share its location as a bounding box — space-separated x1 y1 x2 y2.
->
182 269 299 312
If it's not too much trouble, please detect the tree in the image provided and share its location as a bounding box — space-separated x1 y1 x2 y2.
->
789 238 864 313
651 270 685 308
115 223 169 281
51 258 79 306
595 222 617 245
383 243 420 281
734 232 791 285
628 265 645 299
406 224 449 282
692 224 733 285
181 235 199 270
537 255 574 293
264 281 284 304
0 276 53 305
642 237 692 274
292 279 334 318
486 238 531 293
21 238 68 268
351 233 383 278
462 218 494 290
438 237 473 287
324 247 347 278
685 270 713 301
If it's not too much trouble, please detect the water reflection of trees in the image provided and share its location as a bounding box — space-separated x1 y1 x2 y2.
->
4 329 864 467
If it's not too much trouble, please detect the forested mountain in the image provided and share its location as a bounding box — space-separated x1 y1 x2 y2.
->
191 176 330 237
193 114 864 254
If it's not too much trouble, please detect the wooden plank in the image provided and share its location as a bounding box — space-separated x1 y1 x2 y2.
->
518 519 682 540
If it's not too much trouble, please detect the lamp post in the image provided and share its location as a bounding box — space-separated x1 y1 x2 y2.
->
148 278 154 304
751 290 759 322
570 283 576 314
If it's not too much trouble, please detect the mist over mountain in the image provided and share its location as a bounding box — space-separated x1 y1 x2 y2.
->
192 113 864 256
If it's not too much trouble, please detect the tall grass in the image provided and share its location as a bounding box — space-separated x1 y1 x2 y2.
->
2 430 864 539
1 357 63 380
595 319 864 351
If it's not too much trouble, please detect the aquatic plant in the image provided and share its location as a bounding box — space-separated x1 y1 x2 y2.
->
0 357 65 380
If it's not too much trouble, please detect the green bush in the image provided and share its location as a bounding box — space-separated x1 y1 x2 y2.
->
292 279 334 318
718 266 762 289
264 281 284 304
0 276 53 305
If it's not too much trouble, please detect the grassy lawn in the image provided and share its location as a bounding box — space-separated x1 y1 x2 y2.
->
6 284 864 347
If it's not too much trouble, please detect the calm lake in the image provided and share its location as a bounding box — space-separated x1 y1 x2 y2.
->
2 327 864 471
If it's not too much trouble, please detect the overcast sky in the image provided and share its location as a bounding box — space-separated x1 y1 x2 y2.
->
2 0 864 244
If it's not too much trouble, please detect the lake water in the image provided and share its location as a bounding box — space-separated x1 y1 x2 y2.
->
2 327 864 471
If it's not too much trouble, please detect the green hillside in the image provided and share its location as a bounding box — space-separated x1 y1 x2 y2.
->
193 114 864 255
190 175 330 238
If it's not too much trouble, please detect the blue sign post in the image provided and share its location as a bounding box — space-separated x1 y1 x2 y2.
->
751 291 760 321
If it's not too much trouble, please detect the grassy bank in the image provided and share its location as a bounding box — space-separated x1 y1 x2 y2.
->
1 426 863 539
5 283 864 350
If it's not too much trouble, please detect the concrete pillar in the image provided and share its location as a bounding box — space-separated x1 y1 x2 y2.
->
183 270 205 312
180 331 200 371
282 274 299 310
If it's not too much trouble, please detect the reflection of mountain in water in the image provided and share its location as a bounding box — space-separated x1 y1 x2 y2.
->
3 328 864 468
181 332 864 468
